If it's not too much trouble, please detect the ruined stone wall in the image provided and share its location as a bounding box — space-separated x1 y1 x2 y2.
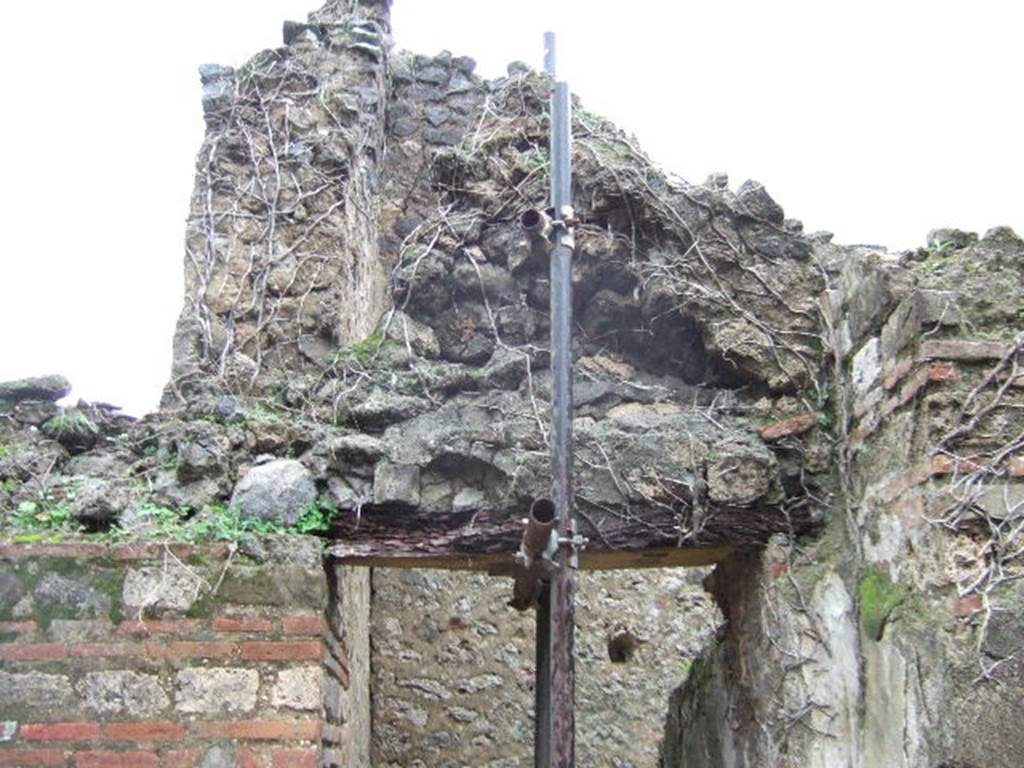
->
371 568 718 767
168 0 392 404
662 229 1024 767
7 0 1023 765
0 540 370 767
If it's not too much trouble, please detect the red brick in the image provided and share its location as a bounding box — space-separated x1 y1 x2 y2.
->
74 753 158 768
0 644 66 661
161 751 200 768
111 544 163 561
883 366 929 416
102 723 186 742
21 724 100 742
927 362 962 383
849 422 876 452
118 620 198 638
195 720 321 741
211 616 274 634
282 615 326 636
918 339 1010 362
145 642 237 660
874 462 932 505
853 387 884 419
0 621 38 634
69 644 143 659
0 543 107 561
237 752 260 768
325 635 348 669
952 594 983 618
930 454 987 476
758 413 818 442
768 562 789 580
323 653 350 690
271 749 318 768
0 749 66 766
882 357 915 390
240 641 323 662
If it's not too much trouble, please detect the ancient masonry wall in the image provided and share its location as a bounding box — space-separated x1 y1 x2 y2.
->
370 568 718 767
662 232 1024 767
0 541 370 768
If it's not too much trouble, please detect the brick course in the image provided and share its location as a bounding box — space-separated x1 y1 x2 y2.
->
0 543 352 767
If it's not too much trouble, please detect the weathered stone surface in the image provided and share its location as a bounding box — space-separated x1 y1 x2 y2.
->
852 337 882 395
270 666 322 710
0 374 71 403
66 476 131 524
736 179 784 224
373 462 421 508
706 443 779 507
12 400 59 426
122 564 202 615
230 458 316 527
175 668 259 714
34 572 112 621
372 567 719 765
198 744 238 768
926 228 978 250
384 311 440 358
79 671 169 717
0 571 25 610
174 421 228 482
47 619 117 643
0 672 76 715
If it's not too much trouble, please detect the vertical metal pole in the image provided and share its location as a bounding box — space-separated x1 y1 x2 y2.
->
537 29 576 768
534 581 552 767
534 32 558 768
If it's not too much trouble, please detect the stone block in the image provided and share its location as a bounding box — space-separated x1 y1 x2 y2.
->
838 252 910 351
0 375 71 403
851 337 882 395
230 458 317 527
918 339 1011 361
373 463 421 507
175 667 259 714
123 564 203 615
0 672 75 714
881 289 962 359
969 484 1024 520
79 671 169 717
270 666 323 710
34 572 112 621
0 571 25 611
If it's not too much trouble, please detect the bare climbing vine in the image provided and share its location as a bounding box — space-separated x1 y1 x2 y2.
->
177 33 386 403
930 333 1024 681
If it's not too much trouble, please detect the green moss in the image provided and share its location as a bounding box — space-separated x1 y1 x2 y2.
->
216 566 284 606
41 411 99 441
185 597 215 620
859 568 908 641
27 559 125 630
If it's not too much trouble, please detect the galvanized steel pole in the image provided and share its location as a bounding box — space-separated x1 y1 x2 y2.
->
537 30 576 768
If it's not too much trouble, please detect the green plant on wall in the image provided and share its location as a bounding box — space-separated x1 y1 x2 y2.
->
859 568 908 641
9 491 77 542
296 496 339 535
42 411 99 442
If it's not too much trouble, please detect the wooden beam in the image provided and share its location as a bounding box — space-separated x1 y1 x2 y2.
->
327 544 735 573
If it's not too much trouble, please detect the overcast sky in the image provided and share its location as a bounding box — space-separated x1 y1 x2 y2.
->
0 1 1019 415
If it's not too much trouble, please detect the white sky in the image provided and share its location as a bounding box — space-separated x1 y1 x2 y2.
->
0 1 1020 415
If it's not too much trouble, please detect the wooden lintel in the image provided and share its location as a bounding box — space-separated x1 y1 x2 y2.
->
328 545 735 573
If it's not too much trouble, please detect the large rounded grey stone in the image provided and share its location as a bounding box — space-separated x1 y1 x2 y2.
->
0 374 71 403
230 459 316 527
